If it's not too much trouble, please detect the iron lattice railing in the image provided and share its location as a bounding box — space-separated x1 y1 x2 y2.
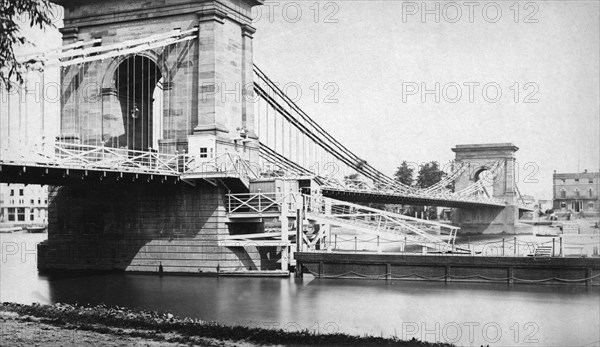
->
183 152 259 187
320 180 507 206
0 140 186 176
227 192 286 215
53 142 183 175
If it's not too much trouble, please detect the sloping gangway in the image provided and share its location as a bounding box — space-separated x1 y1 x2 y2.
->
304 194 465 253
222 192 468 255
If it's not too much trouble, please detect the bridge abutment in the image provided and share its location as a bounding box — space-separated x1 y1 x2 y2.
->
451 204 520 234
38 182 278 273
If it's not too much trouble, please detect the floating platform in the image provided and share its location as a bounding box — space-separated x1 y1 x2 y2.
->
295 252 600 286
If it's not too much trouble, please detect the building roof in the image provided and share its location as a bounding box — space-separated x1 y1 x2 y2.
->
553 171 599 179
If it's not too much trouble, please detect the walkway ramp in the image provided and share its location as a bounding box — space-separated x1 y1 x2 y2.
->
304 195 466 253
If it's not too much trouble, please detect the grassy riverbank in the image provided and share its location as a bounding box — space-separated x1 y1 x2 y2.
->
0 302 453 346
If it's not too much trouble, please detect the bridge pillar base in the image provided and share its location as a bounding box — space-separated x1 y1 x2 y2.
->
452 205 531 235
38 182 280 273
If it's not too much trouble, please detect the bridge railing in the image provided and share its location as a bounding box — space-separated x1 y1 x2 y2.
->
227 192 286 215
1 140 186 176
183 152 259 187
319 234 592 258
320 181 506 206
53 142 183 175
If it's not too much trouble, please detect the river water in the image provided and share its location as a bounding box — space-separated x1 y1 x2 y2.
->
1 232 598 346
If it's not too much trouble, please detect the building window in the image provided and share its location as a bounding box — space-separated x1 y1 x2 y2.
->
574 179 579 183
560 202 566 208
38 199 41 204
589 202 595 210
17 208 25 221
590 188 594 198
30 212 35 221
19 189 24 196
560 189 566 198
7 208 15 221
10 189 14 196
30 199 34 205
199 147 208 158
575 189 580 198
590 179 594 184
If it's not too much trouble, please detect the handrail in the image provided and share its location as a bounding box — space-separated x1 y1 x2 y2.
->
1 140 185 176
302 193 460 251
227 192 286 214
320 184 506 206
183 152 260 186
304 194 459 230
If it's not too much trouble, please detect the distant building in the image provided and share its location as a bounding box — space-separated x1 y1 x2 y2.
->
0 183 49 226
553 170 600 215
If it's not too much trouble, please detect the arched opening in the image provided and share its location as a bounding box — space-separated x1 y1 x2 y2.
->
108 55 162 151
474 168 495 198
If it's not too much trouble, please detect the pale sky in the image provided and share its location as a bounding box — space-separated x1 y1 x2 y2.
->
7 1 600 200
252 0 600 199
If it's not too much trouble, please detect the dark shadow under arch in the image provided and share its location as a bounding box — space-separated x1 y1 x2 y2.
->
107 55 162 151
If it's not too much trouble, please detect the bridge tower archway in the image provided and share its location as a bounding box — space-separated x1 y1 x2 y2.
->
452 143 519 204
100 55 163 151
451 143 524 235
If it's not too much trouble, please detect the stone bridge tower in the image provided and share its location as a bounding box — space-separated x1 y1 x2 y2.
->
38 0 272 274
451 143 526 234
55 0 260 162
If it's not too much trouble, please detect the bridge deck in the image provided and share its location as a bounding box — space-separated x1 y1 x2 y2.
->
0 162 180 186
318 188 508 209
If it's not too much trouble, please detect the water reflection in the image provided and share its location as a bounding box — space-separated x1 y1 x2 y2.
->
1 233 598 346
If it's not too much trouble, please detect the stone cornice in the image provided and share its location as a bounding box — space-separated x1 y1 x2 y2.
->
553 172 599 179
197 4 229 24
58 27 78 40
241 24 256 38
452 143 519 153
239 0 264 6
57 0 258 30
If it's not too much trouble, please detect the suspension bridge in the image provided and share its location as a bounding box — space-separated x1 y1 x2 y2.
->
0 0 539 276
